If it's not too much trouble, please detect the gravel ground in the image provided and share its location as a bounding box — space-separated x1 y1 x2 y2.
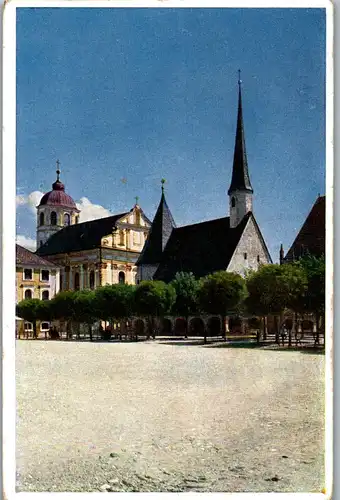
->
16 339 325 493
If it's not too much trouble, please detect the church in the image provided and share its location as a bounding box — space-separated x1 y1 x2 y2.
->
36 169 152 289
136 79 272 282
36 78 272 289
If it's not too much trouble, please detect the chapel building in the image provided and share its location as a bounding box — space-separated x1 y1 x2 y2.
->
136 77 272 282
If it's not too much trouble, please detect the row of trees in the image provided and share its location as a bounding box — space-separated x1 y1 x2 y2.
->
16 255 325 343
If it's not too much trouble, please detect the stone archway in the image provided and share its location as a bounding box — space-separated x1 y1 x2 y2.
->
134 319 145 336
207 316 221 337
174 318 187 335
228 316 242 335
161 318 172 335
189 317 205 336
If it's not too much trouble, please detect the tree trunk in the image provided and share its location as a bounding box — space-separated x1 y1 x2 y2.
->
288 319 292 347
76 322 81 340
88 324 93 342
262 316 267 341
185 316 188 339
33 320 37 339
275 316 280 345
221 314 226 340
256 330 260 345
315 313 320 346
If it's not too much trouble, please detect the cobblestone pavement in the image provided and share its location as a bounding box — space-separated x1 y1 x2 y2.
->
16 339 325 492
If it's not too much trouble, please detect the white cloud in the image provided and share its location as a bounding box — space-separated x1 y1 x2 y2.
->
16 190 44 215
16 235 37 252
16 194 27 207
16 191 113 244
76 197 112 222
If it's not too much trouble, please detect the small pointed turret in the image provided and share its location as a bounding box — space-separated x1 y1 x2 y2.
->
279 244 284 265
136 180 176 280
228 72 254 228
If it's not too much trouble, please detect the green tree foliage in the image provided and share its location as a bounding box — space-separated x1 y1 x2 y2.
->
171 272 200 316
16 299 43 338
134 281 176 337
170 272 200 336
297 255 325 316
134 281 176 317
296 255 325 344
73 290 97 341
245 263 310 345
94 284 135 321
49 291 78 322
198 271 247 337
245 265 289 317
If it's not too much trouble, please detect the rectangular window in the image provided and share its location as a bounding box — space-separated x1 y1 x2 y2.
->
41 270 50 281
24 322 33 331
41 322 50 331
244 253 247 260
24 269 33 280
257 255 260 263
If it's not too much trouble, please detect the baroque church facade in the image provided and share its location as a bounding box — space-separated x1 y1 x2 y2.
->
36 170 152 289
36 79 271 290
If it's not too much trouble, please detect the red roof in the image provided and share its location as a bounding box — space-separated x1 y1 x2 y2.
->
38 180 78 209
284 196 325 262
16 244 59 268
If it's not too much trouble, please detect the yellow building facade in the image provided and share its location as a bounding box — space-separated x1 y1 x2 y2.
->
16 244 60 337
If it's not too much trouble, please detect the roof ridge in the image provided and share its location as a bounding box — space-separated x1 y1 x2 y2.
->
175 216 230 231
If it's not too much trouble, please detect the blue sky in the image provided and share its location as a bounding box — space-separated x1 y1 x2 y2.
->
16 7 326 261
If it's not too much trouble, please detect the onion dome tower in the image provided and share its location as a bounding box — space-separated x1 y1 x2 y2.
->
228 71 254 228
36 161 80 249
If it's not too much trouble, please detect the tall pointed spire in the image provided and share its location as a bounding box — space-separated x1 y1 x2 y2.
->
228 71 253 195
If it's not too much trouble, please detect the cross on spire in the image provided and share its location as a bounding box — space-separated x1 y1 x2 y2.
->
56 159 61 181
135 196 139 205
161 178 166 194
238 69 242 87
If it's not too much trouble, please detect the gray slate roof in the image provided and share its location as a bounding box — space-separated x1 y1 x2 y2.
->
228 85 253 194
36 213 128 256
153 213 253 282
136 192 176 266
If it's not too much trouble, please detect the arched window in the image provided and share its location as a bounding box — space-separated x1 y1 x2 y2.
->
119 271 125 284
42 290 49 300
135 211 141 225
24 289 32 299
39 212 44 226
89 270 95 290
50 211 57 225
75 216 79 224
119 230 125 246
231 197 236 208
74 272 80 291
64 213 70 226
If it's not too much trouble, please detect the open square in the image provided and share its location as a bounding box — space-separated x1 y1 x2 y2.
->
16 340 325 492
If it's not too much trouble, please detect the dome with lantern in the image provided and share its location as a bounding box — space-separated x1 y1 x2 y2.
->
39 164 77 209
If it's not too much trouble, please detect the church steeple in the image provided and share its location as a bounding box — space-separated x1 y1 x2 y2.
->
228 71 253 195
228 72 254 228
